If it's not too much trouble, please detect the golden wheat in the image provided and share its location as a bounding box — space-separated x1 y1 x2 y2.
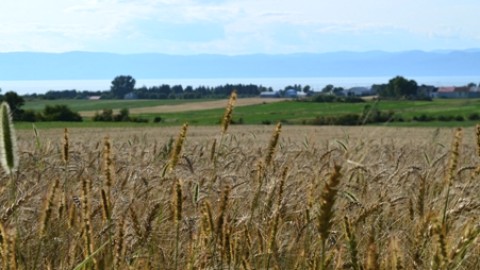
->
2 120 480 269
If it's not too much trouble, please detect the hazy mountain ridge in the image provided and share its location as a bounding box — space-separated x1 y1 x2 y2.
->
0 50 479 80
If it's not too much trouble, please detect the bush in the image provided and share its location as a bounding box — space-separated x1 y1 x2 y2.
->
261 120 272 125
93 109 114 121
231 118 244 125
113 108 130 122
468 113 480 121
310 110 395 126
413 114 435 122
437 115 455 122
153 117 162 123
311 94 365 103
130 117 149 123
43 105 82 122
19 110 38 122
93 108 134 122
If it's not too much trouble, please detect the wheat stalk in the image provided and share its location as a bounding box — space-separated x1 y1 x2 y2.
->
365 231 379 270
174 178 183 270
103 136 114 197
167 123 188 174
442 128 462 227
264 122 282 167
344 216 360 270
39 178 60 237
317 164 342 269
81 177 95 268
221 90 237 135
0 102 18 175
62 128 69 165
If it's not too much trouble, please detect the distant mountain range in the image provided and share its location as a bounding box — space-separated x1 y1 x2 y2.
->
0 50 479 80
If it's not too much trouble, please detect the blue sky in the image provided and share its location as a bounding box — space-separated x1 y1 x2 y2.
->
1 0 479 54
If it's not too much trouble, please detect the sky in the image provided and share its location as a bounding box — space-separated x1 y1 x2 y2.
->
1 0 479 55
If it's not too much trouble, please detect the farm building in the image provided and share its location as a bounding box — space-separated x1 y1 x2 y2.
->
124 92 138 99
284 89 298 98
346 87 371 96
88 96 101 100
260 91 281 98
435 86 480 98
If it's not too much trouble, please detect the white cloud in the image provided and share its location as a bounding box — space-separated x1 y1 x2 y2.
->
0 0 479 53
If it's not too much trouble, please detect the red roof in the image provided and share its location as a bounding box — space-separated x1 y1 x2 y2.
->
437 86 470 93
437 87 455 93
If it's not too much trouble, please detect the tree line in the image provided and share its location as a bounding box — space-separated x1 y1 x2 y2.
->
0 90 82 122
23 75 273 100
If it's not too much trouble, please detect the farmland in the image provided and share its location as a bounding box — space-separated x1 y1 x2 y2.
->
1 96 478 268
19 97 480 128
2 118 480 268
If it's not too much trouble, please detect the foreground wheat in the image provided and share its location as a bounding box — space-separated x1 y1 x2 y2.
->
2 121 480 269
0 102 18 175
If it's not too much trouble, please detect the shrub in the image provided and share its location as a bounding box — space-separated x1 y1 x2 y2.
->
20 110 38 122
468 113 480 121
261 120 272 125
455 115 465 121
153 117 162 123
413 114 435 122
93 109 114 121
130 117 149 123
42 105 82 121
335 114 362 125
437 115 455 122
93 108 134 122
311 95 365 103
113 108 130 122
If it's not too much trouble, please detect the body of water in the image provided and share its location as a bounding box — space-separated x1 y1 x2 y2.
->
1 76 479 95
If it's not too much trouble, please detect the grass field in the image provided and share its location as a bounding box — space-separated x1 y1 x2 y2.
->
2 121 479 269
20 97 480 128
22 99 205 112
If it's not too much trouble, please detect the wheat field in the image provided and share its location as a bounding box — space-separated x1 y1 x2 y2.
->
0 122 475 270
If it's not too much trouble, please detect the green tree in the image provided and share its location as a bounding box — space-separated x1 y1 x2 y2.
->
2 91 25 120
43 105 82 121
321 84 334 94
93 109 114 121
302 85 311 93
114 108 130 122
380 76 418 99
110 75 136 99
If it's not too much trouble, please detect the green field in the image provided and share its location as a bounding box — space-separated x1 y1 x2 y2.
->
22 98 213 112
19 98 480 128
137 98 480 125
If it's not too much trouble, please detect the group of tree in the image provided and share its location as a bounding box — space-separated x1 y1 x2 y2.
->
282 84 312 93
309 104 395 125
321 84 345 96
373 76 434 100
0 90 82 122
92 108 151 123
23 75 272 100
307 76 437 101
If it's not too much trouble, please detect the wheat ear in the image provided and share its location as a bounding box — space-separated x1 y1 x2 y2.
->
62 128 69 164
221 90 237 135
40 178 60 237
174 178 183 270
167 123 188 174
103 136 114 195
81 177 95 268
264 122 282 167
318 165 342 269
442 128 462 227
344 216 360 270
0 102 18 175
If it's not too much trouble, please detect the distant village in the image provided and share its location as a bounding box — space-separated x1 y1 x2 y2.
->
260 84 480 99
